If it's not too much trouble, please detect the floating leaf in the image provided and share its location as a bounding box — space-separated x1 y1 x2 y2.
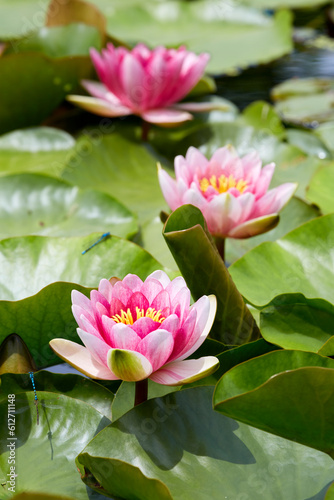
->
77 386 334 500
0 389 110 499
260 294 334 354
214 350 334 458
0 173 137 239
229 214 334 307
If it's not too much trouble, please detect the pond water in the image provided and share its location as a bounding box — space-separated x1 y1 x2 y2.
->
217 47 334 109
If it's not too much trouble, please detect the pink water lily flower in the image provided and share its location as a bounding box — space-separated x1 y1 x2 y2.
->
67 43 211 126
50 271 218 385
158 146 297 238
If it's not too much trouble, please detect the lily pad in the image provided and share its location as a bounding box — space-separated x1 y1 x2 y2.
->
306 162 334 213
76 386 334 500
0 52 94 134
61 128 177 269
89 0 293 75
229 214 334 307
272 78 334 127
0 173 138 239
0 0 48 40
226 196 320 263
0 371 114 419
4 23 101 57
0 389 110 499
163 204 260 345
214 350 334 458
260 294 334 355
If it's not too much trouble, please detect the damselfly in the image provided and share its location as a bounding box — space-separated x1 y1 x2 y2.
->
82 232 110 255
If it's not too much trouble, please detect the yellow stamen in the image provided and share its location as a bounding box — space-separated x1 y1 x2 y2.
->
111 307 165 325
199 174 248 194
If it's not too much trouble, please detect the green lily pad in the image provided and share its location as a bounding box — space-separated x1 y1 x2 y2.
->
240 0 329 7
61 128 177 269
88 1 292 75
214 350 334 458
0 389 110 499
271 77 334 100
0 371 114 419
76 386 334 500
306 162 334 213
0 52 94 134
272 78 334 127
0 233 166 301
229 214 334 307
286 129 332 159
0 173 138 239
226 196 320 263
4 23 101 57
260 294 334 355
163 204 260 345
0 0 48 40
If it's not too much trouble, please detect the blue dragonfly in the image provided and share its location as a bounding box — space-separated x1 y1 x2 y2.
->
81 232 110 254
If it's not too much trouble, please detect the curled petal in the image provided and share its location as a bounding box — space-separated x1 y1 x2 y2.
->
66 95 131 117
228 214 279 238
49 339 118 380
141 108 193 125
107 349 153 382
175 295 217 361
149 356 219 386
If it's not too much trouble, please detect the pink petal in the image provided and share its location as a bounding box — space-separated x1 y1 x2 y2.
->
149 356 219 386
66 95 132 117
146 270 171 288
72 304 96 331
158 167 181 211
169 306 197 361
228 214 279 238
151 290 171 315
111 281 133 306
140 278 164 304
76 328 110 367
71 289 92 312
170 286 190 323
131 317 161 339
141 108 193 125
49 339 118 380
103 320 141 350
122 274 144 292
175 295 217 361
110 298 126 317
98 278 113 303
81 80 124 108
107 348 153 382
165 276 188 302
254 162 275 199
120 53 146 109
251 183 297 219
137 329 174 371
126 292 149 319
184 147 209 173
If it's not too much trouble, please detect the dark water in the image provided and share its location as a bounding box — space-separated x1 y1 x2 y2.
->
216 47 334 110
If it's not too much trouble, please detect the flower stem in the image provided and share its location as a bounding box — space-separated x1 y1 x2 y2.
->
141 121 151 142
215 237 225 263
135 379 148 406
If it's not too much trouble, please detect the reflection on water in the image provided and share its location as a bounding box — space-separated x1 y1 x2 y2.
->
216 48 334 110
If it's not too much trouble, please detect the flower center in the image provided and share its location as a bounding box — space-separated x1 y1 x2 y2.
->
111 307 165 325
199 174 248 194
